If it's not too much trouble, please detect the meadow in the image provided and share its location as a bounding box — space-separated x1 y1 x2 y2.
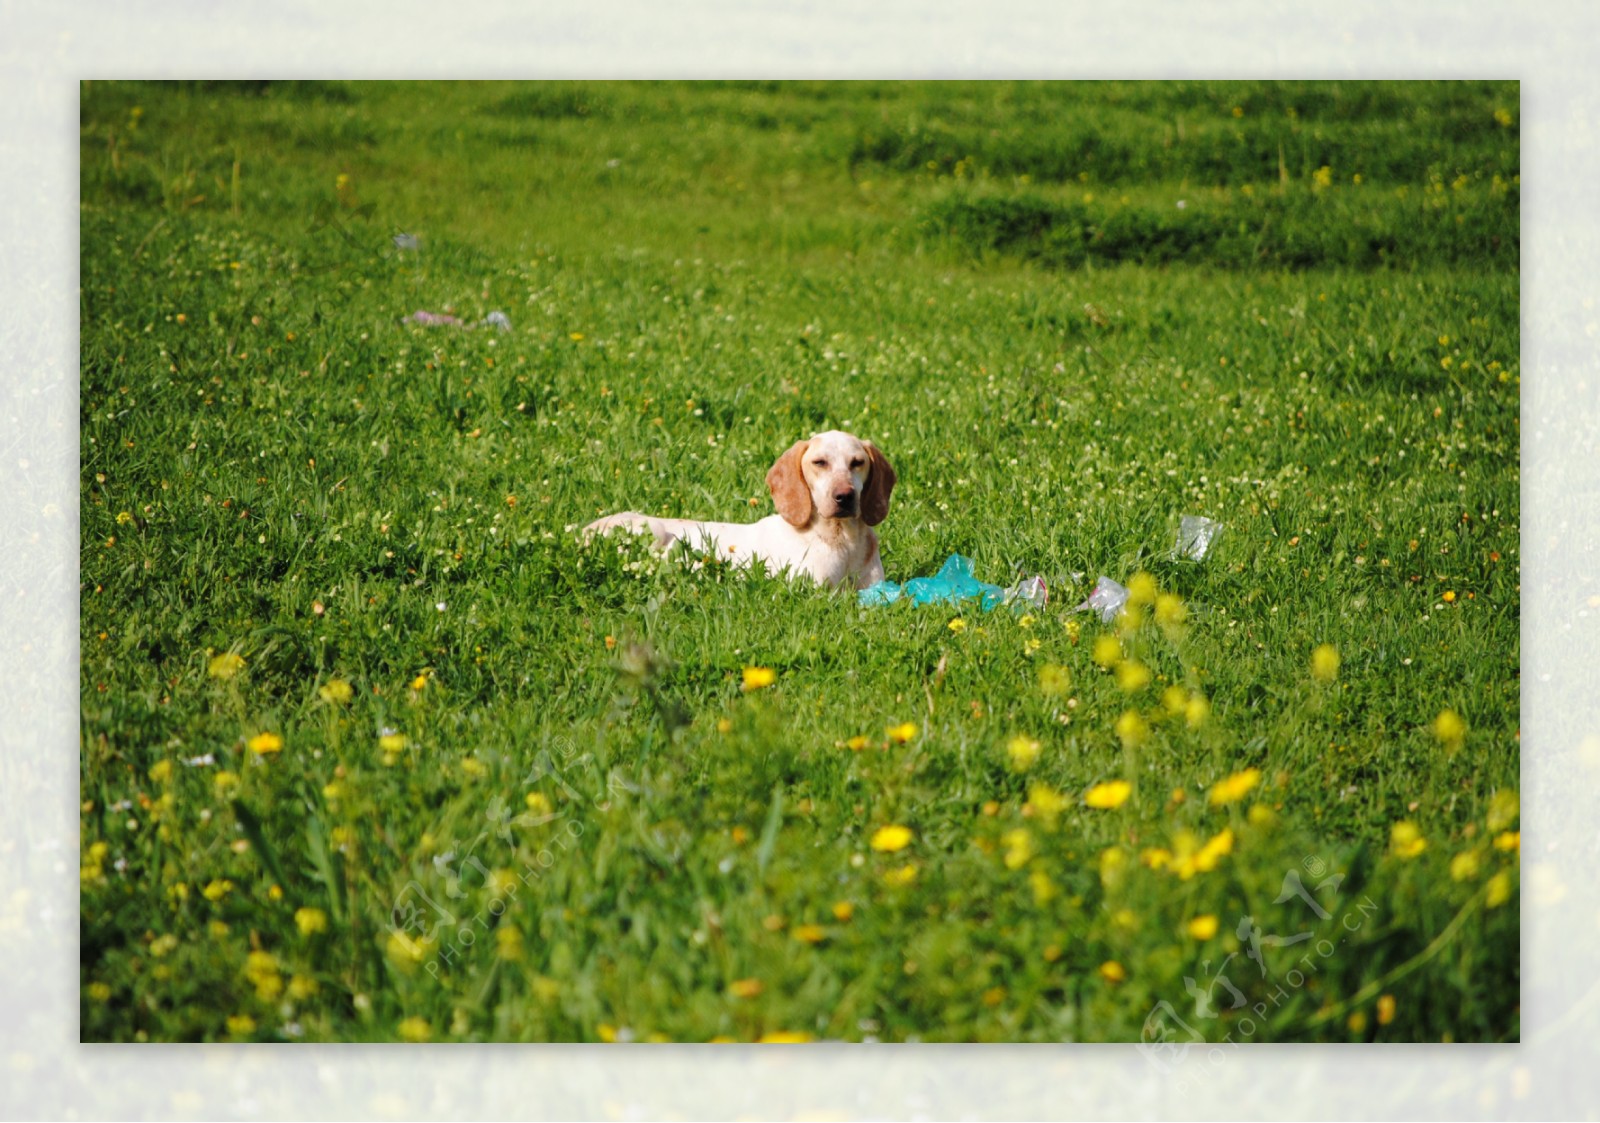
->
78 80 1520 1044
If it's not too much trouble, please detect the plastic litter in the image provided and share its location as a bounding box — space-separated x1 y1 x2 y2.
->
393 233 420 251
1174 515 1222 561
859 554 1047 612
404 309 513 332
1076 576 1130 622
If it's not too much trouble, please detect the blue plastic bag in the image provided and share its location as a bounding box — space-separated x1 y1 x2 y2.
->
859 555 1046 612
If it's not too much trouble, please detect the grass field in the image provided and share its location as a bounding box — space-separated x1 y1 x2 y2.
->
78 80 1520 1044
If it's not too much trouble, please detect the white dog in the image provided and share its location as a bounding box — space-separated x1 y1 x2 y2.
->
584 430 896 590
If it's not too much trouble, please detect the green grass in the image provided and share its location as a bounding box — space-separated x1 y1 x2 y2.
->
79 80 1520 1044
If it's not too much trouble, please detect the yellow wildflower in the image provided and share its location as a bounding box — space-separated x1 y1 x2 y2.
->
496 925 525 961
1493 830 1519 853
1161 685 1189 715
86 982 112 1003
1099 960 1126 984
792 924 827 944
1390 820 1427 859
845 734 870 751
1029 867 1057 904
1449 850 1481 882
1310 643 1340 683
1433 709 1466 750
246 731 283 755
1141 847 1172 870
214 770 240 793
225 1014 257 1037
882 863 919 888
525 791 553 815
288 974 320 1001
832 901 854 922
729 978 763 999
757 1030 813 1043
1006 734 1041 772
1485 869 1514 908
1085 779 1132 810
1185 694 1211 728
1207 767 1262 807
201 878 234 902
294 907 328 936
870 825 913 852
886 721 917 744
148 759 173 784
741 666 776 691
1027 782 1068 823
1115 661 1151 693
397 1016 432 1043
1376 994 1397 1026
208 652 246 679
378 731 408 753
1127 572 1158 606
244 949 282 1001
1155 593 1187 628
1486 790 1519 832
1038 663 1071 695
1186 914 1219 940
1002 828 1035 870
1114 710 1148 749
1092 634 1122 668
319 678 354 704
947 617 967 633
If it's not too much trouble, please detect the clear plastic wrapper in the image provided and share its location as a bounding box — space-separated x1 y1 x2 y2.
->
859 555 1046 613
1175 514 1222 561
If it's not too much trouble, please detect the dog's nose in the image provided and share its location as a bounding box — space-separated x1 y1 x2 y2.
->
833 491 856 512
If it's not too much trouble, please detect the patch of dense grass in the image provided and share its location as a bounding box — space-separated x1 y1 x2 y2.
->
79 80 1518 1044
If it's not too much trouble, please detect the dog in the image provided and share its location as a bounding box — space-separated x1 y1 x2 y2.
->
583 430 895 590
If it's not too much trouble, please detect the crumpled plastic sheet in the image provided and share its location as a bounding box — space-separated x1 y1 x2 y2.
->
1175 514 1222 561
859 554 1047 612
1075 576 1130 622
404 309 513 332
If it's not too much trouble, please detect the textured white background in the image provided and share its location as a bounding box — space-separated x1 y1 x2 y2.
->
5 1 1593 1117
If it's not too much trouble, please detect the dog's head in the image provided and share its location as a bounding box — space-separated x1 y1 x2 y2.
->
766 430 896 529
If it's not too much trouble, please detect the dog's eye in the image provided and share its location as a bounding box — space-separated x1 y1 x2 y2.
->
849 458 864 469
812 458 828 467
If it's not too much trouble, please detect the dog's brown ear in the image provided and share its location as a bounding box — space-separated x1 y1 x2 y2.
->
767 439 813 528
860 441 897 527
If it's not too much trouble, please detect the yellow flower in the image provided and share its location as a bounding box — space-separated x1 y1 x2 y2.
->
1099 960 1126 984
1207 767 1262 807
294 907 328 936
1038 663 1071 695
1433 709 1466 749
525 791 553 815
1449 850 1481 882
1115 661 1151 693
1027 782 1068 822
1006 734 1041 772
1486 790 1519 832
1310 643 1340 683
1493 830 1520 853
1161 685 1189 715
741 666 776 691
1485 869 1514 908
1001 828 1035 870
147 759 173 784
1186 915 1219 940
397 1016 432 1043
225 1014 256 1037
791 924 827 944
1092 634 1123 668
1390 820 1427 859
1185 694 1211 728
378 731 408 753
832 901 854 922
208 652 246 679
496 925 525 961
1312 164 1333 188
201 878 234 902
716 717 734 733
244 950 282 1001
870 824 913 852
410 673 429 691
214 770 240 793
947 617 967 633
1347 1010 1367 1034
246 731 283 755
1029 867 1057 904
288 974 320 1001
1127 572 1158 606
729 978 763 999
1084 779 1132 810
845 734 870 751
1140 846 1172 870
757 1030 814 1043
886 721 917 744
1376 994 1397 1026
1155 593 1187 628
1247 803 1278 828
1114 710 1147 749
882 863 919 887
319 678 354 704
86 982 112 1003
1098 845 1127 888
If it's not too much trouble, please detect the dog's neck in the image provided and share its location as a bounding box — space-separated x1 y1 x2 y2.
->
806 514 867 548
